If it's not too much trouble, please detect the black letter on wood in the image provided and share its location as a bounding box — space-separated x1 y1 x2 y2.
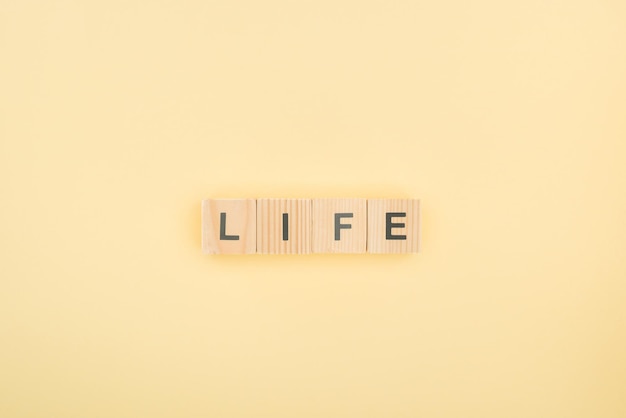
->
220 212 239 240
282 213 289 241
386 212 406 240
334 213 353 240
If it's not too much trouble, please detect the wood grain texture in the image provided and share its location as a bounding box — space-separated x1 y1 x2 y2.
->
367 199 420 253
201 199 256 254
256 198 311 254
312 198 367 253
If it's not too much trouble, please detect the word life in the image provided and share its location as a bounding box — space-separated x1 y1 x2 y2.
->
202 198 420 254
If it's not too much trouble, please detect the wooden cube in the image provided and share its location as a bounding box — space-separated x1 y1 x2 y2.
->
201 199 256 254
256 199 311 254
367 199 420 253
312 198 367 253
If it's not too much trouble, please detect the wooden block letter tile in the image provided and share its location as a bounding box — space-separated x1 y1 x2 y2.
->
201 199 256 254
257 199 311 254
367 199 420 253
312 198 367 253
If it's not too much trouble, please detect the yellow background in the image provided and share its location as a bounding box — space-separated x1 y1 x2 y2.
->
1 0 625 417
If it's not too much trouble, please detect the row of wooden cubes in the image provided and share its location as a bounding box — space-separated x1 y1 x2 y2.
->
202 198 420 254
